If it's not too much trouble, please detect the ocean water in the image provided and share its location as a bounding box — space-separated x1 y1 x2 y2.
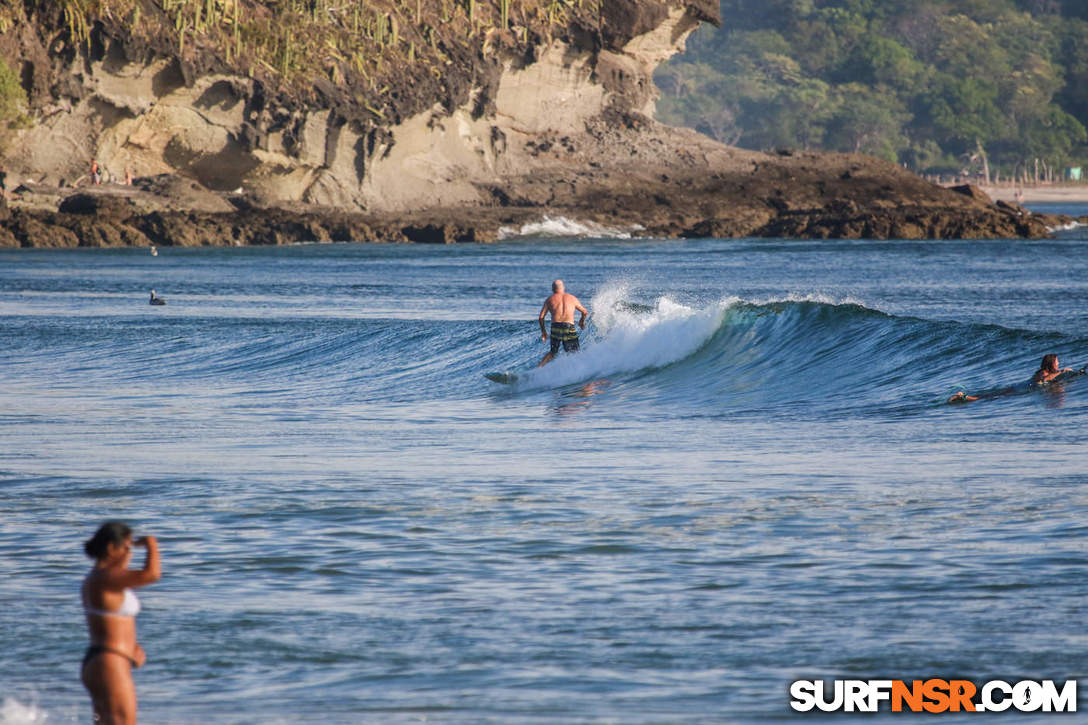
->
2 215 1087 723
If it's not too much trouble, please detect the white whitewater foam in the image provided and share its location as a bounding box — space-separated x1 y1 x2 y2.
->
1047 220 1082 233
497 215 643 240
504 286 883 390
766 291 869 308
0 698 50 725
516 284 732 390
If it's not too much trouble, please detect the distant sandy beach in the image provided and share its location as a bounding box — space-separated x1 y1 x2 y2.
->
979 184 1088 204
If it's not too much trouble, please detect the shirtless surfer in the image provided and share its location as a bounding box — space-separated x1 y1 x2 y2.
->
538 280 588 367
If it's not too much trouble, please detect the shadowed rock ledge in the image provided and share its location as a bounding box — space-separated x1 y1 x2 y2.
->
0 158 1061 248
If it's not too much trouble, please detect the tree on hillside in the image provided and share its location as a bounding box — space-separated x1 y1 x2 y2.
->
825 84 909 160
656 0 1088 175
1051 17 1088 126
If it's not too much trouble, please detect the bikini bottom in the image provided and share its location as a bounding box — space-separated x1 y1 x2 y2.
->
82 645 138 669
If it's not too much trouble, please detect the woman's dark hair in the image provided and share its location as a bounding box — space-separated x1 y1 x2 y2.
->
1040 353 1058 371
85 521 131 559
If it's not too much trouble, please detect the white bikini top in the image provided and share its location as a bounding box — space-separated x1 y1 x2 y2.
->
83 587 141 618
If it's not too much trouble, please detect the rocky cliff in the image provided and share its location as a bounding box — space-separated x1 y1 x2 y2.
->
0 0 1065 245
3 0 714 207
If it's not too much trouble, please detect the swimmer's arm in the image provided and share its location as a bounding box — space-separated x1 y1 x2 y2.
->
1046 368 1079 381
99 536 162 589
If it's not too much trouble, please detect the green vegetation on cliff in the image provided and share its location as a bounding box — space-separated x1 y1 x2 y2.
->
0 56 28 150
656 0 1088 179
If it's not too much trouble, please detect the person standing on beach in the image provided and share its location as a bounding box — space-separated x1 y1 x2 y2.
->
81 522 161 725
538 279 588 367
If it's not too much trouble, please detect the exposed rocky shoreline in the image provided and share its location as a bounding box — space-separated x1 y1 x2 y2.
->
1 123 1076 248
0 176 1073 249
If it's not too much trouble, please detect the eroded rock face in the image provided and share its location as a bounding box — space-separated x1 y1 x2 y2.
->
1 142 1063 250
5 0 711 214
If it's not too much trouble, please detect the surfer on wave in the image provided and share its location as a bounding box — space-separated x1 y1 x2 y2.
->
538 279 589 367
948 353 1082 403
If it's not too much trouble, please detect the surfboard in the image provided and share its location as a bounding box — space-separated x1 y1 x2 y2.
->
485 372 519 384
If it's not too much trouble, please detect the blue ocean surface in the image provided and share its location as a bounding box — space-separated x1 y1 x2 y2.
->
1 213 1087 723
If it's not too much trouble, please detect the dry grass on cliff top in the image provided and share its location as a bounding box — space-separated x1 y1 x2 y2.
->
9 0 602 118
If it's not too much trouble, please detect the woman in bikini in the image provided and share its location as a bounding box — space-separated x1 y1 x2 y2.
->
81 522 161 724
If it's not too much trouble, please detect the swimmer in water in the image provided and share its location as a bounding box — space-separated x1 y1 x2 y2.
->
948 353 1082 403
81 521 161 725
1031 353 1074 384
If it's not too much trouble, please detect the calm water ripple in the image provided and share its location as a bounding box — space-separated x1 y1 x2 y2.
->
2 223 1088 722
